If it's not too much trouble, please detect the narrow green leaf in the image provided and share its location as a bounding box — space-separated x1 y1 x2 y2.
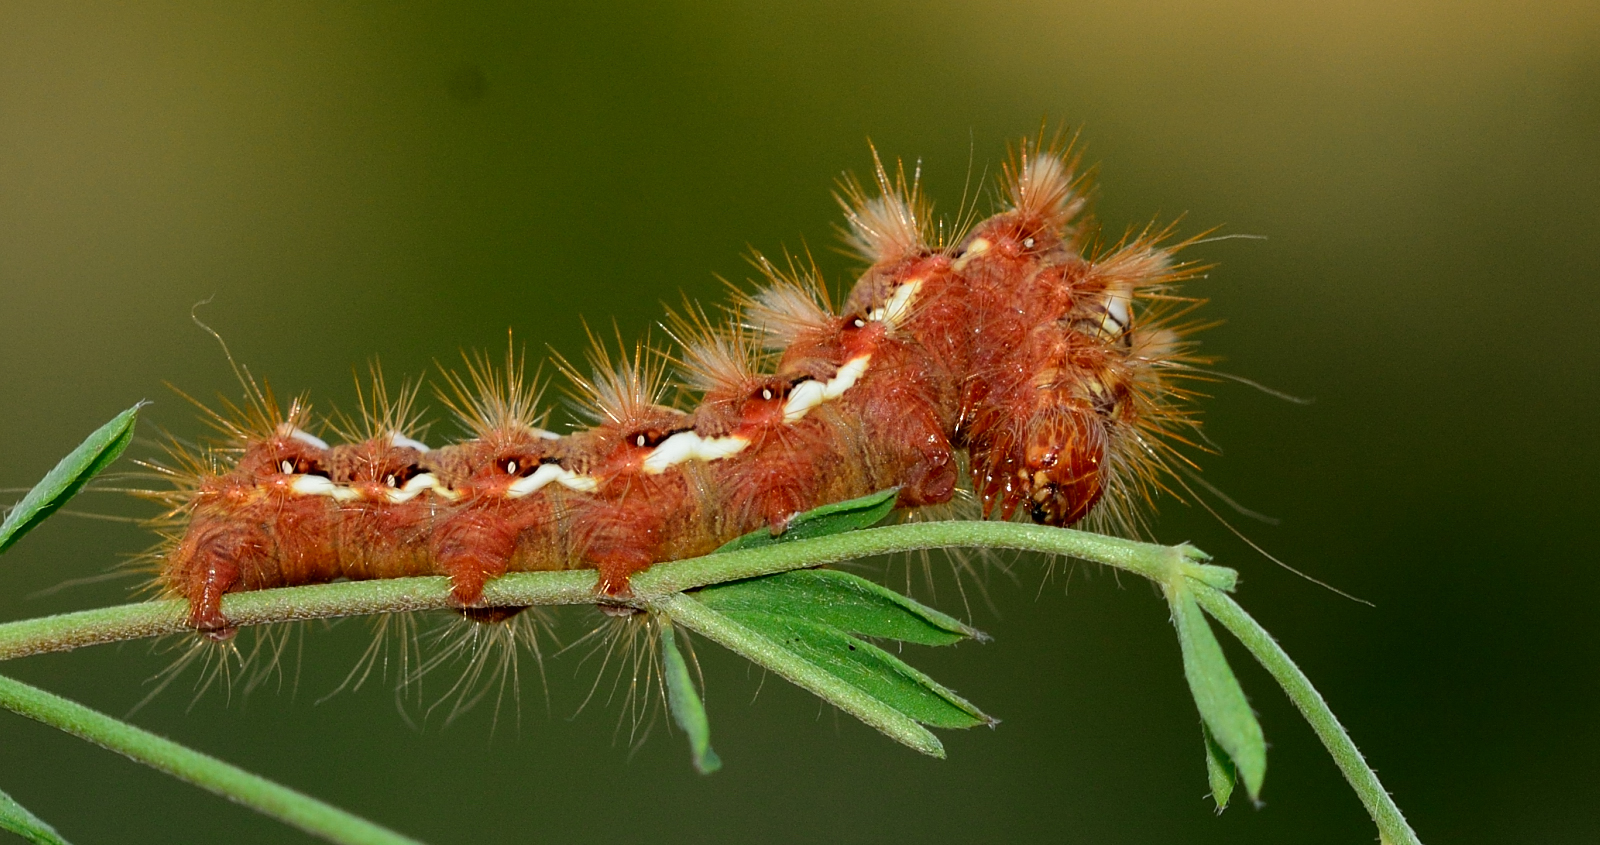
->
723 609 992 729
657 593 946 756
1170 585 1267 800
696 569 983 645
1201 721 1237 812
714 488 899 552
659 621 722 774
0 786 70 845
0 404 142 555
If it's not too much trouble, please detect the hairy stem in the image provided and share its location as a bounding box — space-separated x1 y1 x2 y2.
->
0 522 1217 661
0 672 421 845
1190 585 1422 845
0 520 1416 843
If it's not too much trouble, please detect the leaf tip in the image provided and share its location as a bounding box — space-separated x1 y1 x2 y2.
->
693 747 723 775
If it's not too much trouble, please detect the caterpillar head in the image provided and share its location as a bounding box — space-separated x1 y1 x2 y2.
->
1019 404 1108 526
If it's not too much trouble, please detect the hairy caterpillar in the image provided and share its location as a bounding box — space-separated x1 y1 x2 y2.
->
144 133 1207 638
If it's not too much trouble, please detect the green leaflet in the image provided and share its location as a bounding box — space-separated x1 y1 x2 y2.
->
722 610 992 729
696 569 984 646
714 488 899 553
1201 721 1238 812
655 593 947 757
0 786 70 845
692 567 992 733
0 405 141 555
659 622 722 774
1171 584 1267 801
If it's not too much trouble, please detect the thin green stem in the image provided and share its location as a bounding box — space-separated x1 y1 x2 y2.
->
1189 583 1421 845
0 520 1416 843
0 672 421 845
0 522 1214 661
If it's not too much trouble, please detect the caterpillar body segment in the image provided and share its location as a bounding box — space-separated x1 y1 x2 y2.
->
151 135 1205 635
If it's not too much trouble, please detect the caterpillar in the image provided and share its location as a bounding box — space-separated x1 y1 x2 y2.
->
144 133 1207 638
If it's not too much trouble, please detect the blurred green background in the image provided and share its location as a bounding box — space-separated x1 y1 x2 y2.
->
1 2 1596 843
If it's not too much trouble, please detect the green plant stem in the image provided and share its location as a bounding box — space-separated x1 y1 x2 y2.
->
0 672 421 845
1189 584 1421 845
0 520 1417 843
0 522 1219 661
650 591 945 757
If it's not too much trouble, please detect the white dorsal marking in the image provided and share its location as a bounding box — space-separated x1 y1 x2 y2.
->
389 432 430 453
532 428 562 440
281 426 330 450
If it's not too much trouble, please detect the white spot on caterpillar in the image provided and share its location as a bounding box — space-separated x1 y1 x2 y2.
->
279 426 329 450
289 474 361 502
782 354 871 422
505 463 599 498
532 428 562 441
867 278 922 327
640 431 751 474
952 237 990 271
389 432 430 453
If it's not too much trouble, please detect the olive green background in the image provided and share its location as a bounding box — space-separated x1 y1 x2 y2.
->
1 3 1596 843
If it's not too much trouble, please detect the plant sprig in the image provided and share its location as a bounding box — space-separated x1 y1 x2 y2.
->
0 407 1423 845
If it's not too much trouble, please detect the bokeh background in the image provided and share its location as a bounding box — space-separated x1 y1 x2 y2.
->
2 2 1597 843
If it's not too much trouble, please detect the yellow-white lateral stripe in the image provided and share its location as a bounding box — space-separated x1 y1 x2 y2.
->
384 472 451 503
289 474 362 502
505 463 598 498
287 472 461 503
783 354 871 423
951 237 990 271
640 431 751 474
868 278 922 326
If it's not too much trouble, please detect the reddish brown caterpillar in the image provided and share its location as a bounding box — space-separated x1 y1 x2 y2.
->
142 134 1209 637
